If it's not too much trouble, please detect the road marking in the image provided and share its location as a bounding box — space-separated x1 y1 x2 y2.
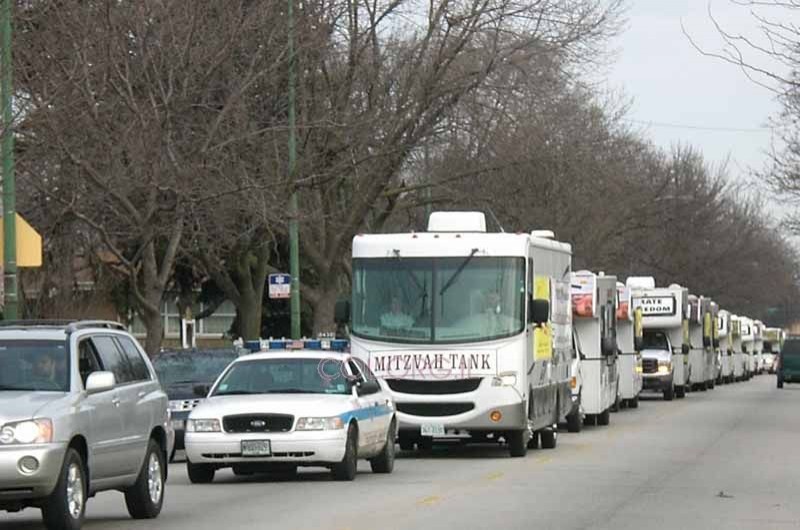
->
485 471 504 481
417 495 441 506
534 455 552 464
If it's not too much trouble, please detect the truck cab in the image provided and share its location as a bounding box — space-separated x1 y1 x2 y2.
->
639 330 674 400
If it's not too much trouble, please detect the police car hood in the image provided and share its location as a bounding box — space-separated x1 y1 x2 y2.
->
192 393 355 419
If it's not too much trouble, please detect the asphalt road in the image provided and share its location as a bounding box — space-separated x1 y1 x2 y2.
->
3 375 798 530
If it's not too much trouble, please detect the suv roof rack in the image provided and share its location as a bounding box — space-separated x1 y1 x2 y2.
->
0 319 126 332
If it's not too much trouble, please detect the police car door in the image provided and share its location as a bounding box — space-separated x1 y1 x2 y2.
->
347 359 380 452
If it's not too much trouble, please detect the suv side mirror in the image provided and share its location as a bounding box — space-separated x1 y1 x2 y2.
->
356 380 380 396
682 344 690 355
193 383 211 397
85 371 115 394
334 299 351 325
530 299 549 325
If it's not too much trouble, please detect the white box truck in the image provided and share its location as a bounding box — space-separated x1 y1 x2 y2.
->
717 309 734 384
570 271 619 426
763 327 783 374
628 278 690 400
344 212 574 456
616 281 643 408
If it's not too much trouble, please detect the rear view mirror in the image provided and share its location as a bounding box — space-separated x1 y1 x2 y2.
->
193 383 211 397
334 299 351 325
530 299 549 325
356 380 381 396
601 337 617 357
682 344 689 355
634 336 644 352
85 371 115 394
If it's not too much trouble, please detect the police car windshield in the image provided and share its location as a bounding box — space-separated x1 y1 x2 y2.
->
212 358 351 396
352 256 525 344
0 340 69 392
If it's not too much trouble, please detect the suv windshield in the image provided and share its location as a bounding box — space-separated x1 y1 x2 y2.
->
212 358 351 396
642 331 669 351
0 340 69 392
153 351 238 386
783 340 800 356
352 256 525 344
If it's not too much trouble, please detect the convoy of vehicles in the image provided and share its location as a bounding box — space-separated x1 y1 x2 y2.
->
0 211 788 528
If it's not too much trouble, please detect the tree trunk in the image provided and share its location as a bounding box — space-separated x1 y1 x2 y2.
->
238 289 262 340
140 304 164 357
312 285 340 336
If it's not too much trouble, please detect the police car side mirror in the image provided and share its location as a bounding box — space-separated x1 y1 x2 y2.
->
356 380 380 396
530 299 549 325
193 383 211 397
334 299 351 325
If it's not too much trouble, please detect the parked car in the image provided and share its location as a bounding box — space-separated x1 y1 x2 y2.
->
184 350 396 482
152 348 241 461
777 336 800 388
0 320 171 530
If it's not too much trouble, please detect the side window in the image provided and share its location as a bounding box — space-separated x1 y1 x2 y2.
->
347 360 364 383
78 340 102 387
116 336 151 382
92 336 134 385
352 358 378 384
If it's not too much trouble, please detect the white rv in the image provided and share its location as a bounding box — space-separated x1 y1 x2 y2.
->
730 315 746 382
628 278 690 400
708 301 720 387
345 212 573 457
570 271 619 426
741 317 756 380
687 295 710 391
717 309 734 384
753 320 765 374
615 281 643 408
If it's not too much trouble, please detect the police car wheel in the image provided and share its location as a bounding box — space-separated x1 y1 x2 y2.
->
370 420 396 474
332 424 358 481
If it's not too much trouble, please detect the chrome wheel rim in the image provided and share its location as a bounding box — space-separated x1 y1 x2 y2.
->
147 452 163 504
66 463 84 520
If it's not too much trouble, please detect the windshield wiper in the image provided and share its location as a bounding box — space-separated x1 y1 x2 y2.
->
266 389 316 394
439 248 479 296
213 390 257 396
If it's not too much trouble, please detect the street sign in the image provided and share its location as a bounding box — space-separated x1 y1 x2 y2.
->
269 273 291 299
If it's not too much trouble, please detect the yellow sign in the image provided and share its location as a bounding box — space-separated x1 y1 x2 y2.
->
634 307 643 342
533 276 552 360
0 215 43 267
703 312 712 340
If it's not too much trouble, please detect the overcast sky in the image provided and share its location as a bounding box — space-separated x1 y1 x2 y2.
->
607 0 789 197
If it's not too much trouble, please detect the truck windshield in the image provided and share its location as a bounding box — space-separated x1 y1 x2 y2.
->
0 340 69 392
642 331 669 351
352 256 525 344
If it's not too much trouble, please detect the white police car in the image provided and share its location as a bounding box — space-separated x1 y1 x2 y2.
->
184 350 396 482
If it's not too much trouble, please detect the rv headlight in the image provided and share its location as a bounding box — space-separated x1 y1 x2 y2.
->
0 419 53 445
186 419 221 433
295 417 344 431
492 372 517 387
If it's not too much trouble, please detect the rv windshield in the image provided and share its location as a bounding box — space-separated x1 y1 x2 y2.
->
352 257 525 344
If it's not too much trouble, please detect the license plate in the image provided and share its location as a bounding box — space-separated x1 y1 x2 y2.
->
241 440 271 457
420 424 445 437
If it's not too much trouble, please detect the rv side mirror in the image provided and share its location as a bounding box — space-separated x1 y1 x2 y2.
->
334 299 351 325
682 344 690 355
713 338 720 348
703 336 711 348
601 337 617 357
634 336 644 352
530 299 549 325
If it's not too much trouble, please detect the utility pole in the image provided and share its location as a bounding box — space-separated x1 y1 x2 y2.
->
1 0 16 320
287 0 301 339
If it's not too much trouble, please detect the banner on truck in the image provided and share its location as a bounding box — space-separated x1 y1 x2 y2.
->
571 271 596 318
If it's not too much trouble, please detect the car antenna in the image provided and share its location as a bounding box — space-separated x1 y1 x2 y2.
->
486 207 504 233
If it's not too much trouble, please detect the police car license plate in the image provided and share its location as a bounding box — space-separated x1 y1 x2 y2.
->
241 440 271 457
420 423 445 437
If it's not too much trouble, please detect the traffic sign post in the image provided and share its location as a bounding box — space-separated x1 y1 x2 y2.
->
269 273 292 299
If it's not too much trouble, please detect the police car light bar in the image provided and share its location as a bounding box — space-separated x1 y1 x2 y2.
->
264 338 350 353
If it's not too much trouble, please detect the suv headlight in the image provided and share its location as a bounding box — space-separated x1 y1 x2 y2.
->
186 419 221 433
295 417 344 431
657 360 672 374
0 419 53 445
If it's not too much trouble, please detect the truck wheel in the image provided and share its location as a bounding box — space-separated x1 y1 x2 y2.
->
370 420 396 474
597 409 610 426
508 430 528 458
629 396 639 409
664 385 675 401
540 428 557 449
124 438 165 519
187 461 216 484
584 414 597 426
332 424 359 481
675 385 686 398
566 410 582 433
527 431 540 449
700 381 708 391
41 448 86 530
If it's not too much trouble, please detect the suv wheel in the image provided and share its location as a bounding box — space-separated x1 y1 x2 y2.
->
125 438 165 519
187 461 216 484
42 448 86 530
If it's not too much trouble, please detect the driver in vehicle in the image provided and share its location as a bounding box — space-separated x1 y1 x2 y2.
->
380 296 414 329
32 351 59 384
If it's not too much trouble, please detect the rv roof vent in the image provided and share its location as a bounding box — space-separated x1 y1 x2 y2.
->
427 212 487 233
530 230 555 239
626 276 655 289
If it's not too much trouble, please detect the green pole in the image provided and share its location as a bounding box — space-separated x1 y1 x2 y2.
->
288 0 301 339
1 0 16 320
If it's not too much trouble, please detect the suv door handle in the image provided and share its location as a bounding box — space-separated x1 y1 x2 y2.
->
112 397 121 407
